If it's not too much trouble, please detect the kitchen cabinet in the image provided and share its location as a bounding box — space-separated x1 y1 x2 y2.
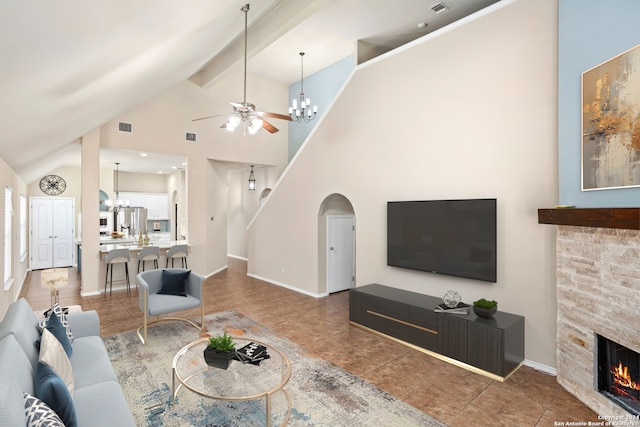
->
145 194 169 219
119 192 169 219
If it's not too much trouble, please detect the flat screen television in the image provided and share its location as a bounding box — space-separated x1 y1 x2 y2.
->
387 199 497 282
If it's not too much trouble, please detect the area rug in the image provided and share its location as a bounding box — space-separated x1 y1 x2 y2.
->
103 311 447 427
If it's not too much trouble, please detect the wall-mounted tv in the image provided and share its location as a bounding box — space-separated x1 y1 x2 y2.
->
387 199 497 282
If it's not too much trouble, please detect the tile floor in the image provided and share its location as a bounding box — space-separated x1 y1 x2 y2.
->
20 258 599 426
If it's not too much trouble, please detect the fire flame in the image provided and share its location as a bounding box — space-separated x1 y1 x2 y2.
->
611 361 640 391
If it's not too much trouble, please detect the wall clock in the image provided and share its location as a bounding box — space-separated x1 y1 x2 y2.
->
39 175 67 195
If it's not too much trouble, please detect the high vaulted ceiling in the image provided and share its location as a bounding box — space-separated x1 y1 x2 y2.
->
0 0 499 183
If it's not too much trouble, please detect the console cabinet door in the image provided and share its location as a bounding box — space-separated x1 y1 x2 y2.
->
349 290 368 325
438 315 506 376
437 314 468 363
366 296 411 341
467 322 503 375
409 307 438 351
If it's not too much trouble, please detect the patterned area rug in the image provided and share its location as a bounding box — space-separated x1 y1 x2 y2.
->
103 311 447 426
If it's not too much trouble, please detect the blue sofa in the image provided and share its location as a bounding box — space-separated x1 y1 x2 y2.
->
0 298 135 426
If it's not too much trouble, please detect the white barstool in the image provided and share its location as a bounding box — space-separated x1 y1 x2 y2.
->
165 244 189 268
137 246 160 273
104 248 131 295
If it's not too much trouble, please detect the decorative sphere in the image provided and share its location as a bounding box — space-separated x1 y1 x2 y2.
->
443 291 461 308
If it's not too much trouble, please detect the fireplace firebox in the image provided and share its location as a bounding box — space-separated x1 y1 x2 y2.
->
597 334 640 416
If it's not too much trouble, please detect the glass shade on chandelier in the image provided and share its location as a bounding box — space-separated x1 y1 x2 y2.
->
289 98 317 121
248 165 256 191
289 52 318 123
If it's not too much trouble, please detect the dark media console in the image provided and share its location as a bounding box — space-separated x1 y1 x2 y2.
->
349 284 524 381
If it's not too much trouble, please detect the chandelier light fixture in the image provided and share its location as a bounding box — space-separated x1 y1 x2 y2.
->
289 52 318 122
248 165 256 190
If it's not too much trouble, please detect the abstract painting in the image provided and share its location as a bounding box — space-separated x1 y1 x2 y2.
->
582 44 640 190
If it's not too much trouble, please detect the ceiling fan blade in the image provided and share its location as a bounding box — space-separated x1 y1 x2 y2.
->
192 113 230 122
261 119 279 134
256 111 293 121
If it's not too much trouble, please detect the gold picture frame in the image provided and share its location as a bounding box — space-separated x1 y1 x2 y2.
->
582 43 640 190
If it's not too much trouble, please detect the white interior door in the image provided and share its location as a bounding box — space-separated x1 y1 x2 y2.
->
31 197 74 269
31 198 54 270
52 199 74 267
327 215 355 293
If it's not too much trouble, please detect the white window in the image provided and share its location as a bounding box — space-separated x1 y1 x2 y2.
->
4 186 13 289
20 194 26 261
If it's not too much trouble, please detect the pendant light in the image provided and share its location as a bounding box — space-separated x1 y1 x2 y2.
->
104 162 128 214
248 165 256 191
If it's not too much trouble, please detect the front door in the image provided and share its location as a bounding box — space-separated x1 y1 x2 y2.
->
31 197 74 269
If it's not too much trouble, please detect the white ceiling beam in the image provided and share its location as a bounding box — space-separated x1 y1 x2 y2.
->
189 0 331 89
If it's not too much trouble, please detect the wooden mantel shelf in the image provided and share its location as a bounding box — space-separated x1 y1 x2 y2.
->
538 208 640 230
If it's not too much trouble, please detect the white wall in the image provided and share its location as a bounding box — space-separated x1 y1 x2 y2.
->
227 166 271 259
116 171 169 193
0 157 29 316
248 0 559 368
96 71 290 276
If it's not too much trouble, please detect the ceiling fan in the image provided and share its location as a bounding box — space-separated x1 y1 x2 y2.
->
193 3 292 134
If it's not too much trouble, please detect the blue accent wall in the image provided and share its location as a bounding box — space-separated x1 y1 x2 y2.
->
559 0 640 206
288 55 353 161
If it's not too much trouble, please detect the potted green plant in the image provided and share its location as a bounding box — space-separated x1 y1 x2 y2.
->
473 298 498 319
203 332 236 369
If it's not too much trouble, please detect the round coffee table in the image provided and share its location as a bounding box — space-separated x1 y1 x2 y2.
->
172 337 292 427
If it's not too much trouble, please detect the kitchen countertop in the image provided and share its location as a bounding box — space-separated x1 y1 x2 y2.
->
74 236 189 253
99 240 190 253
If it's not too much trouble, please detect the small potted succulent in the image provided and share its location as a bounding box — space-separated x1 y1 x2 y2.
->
473 298 498 319
203 332 236 369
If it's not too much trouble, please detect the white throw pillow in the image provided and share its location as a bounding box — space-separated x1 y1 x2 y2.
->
39 328 74 396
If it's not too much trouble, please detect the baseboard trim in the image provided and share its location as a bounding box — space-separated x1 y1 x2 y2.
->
203 264 228 279
522 359 557 376
246 273 327 298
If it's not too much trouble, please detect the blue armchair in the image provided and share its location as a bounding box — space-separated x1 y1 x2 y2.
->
136 268 205 345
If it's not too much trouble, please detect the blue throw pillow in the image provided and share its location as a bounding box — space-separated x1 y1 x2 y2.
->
45 311 72 357
35 362 78 427
158 269 190 297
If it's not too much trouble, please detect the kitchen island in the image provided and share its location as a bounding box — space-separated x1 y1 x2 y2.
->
76 236 191 292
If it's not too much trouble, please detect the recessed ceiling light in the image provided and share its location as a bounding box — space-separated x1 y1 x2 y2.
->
140 153 148 157
157 171 163 174
418 22 427 29
171 166 177 169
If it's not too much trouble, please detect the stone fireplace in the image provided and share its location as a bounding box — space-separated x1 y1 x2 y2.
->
555 225 640 417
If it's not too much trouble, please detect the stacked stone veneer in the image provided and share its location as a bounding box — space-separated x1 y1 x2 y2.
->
556 226 640 416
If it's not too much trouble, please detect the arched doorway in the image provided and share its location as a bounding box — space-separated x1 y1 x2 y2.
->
318 194 356 294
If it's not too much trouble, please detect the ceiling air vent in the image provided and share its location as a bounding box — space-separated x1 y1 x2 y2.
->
118 121 133 133
431 2 449 13
185 132 197 142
